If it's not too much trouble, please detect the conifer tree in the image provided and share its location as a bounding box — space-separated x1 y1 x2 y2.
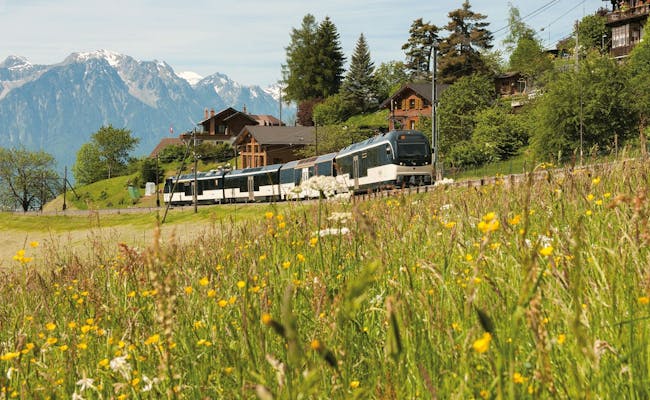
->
438 1 493 83
315 17 346 98
401 18 440 81
282 14 320 102
341 33 380 114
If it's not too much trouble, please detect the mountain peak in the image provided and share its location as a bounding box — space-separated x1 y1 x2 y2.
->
0 55 32 70
178 71 204 86
65 49 128 67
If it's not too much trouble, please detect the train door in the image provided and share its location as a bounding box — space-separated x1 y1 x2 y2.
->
352 155 359 190
247 176 255 201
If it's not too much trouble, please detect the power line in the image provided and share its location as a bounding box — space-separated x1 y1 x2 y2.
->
491 0 562 37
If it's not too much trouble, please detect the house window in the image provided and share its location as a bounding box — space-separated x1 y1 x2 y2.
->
409 99 416 109
612 25 629 48
409 120 416 130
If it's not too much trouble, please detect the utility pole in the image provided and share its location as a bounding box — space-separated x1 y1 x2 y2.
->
192 131 198 213
576 20 584 165
431 41 442 181
62 166 67 211
155 155 160 208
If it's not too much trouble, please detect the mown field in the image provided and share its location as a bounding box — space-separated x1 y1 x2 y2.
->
1 160 649 399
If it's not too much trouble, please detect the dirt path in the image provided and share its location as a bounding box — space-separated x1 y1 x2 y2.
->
1 220 213 270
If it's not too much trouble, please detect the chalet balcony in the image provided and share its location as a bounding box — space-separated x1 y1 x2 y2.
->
607 3 650 23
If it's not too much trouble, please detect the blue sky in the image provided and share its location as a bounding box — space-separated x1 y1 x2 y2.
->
1 0 608 87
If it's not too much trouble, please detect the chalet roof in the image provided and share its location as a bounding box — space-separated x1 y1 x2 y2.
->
234 126 315 146
251 114 284 126
149 137 184 158
379 82 449 109
198 107 258 126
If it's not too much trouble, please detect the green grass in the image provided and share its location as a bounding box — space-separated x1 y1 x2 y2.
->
4 157 650 398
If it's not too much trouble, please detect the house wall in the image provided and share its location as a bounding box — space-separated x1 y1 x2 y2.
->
387 90 432 131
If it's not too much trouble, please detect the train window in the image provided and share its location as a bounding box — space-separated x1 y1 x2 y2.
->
386 145 392 155
362 152 367 159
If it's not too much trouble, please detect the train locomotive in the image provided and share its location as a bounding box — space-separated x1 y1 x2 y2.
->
163 129 433 205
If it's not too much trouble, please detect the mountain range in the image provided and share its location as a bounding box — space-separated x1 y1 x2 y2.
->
0 50 293 170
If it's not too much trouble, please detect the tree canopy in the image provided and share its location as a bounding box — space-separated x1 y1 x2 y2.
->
282 14 345 103
73 125 139 185
531 52 636 161
0 147 59 211
340 33 380 115
401 18 440 81
438 0 493 83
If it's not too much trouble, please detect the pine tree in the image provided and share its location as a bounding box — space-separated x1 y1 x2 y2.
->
438 1 493 83
341 34 380 114
282 14 320 102
401 18 440 81
314 17 346 98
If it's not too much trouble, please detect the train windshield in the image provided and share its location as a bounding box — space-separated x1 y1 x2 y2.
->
396 140 430 164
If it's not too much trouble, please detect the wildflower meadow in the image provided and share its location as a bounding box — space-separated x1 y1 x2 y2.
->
1 160 650 399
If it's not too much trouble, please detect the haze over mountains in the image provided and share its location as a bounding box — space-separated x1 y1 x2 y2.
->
0 50 293 170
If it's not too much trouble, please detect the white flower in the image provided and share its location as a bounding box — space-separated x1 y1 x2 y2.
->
76 377 95 392
110 355 132 379
71 392 85 400
300 176 347 198
315 227 350 237
141 375 159 392
434 178 455 186
328 212 352 223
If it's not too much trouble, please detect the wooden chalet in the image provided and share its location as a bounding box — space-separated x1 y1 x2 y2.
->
149 137 184 158
180 107 259 144
605 0 649 58
495 72 526 97
380 83 448 131
233 126 315 168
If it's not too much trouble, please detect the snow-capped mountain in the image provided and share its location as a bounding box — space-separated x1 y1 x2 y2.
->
178 71 203 86
0 50 294 170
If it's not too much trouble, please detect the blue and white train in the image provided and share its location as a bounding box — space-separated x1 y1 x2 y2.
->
163 130 433 205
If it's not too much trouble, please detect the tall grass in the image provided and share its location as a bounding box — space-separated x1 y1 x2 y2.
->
1 160 649 398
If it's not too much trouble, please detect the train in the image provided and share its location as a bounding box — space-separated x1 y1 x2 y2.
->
163 129 433 205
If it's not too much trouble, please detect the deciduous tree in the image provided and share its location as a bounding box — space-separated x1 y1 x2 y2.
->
0 147 59 212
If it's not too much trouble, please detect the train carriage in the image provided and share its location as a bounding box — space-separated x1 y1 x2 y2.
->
334 130 432 192
163 169 226 205
224 164 283 202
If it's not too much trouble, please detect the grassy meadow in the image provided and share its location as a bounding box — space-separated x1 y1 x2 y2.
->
1 160 650 399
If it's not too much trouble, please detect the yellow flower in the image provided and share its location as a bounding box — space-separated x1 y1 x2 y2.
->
296 253 305 262
539 246 553 257
261 314 272 325
144 334 160 345
472 332 492 353
184 286 193 295
587 193 595 201
259 254 267 261
45 322 57 331
592 177 601 185
224 367 234 374
309 237 318 247
29 241 39 248
98 358 109 368
46 337 58 345
310 339 321 351
199 277 209 286
237 280 246 289
218 300 228 307
465 254 473 262
127 290 136 297
557 334 566 345
508 214 521 226
444 221 456 229
265 211 274 219
282 261 291 269
350 380 360 389
207 289 217 298
482 212 496 222
76 342 88 350
638 296 650 305
513 372 526 384
0 352 20 361
585 210 593 216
